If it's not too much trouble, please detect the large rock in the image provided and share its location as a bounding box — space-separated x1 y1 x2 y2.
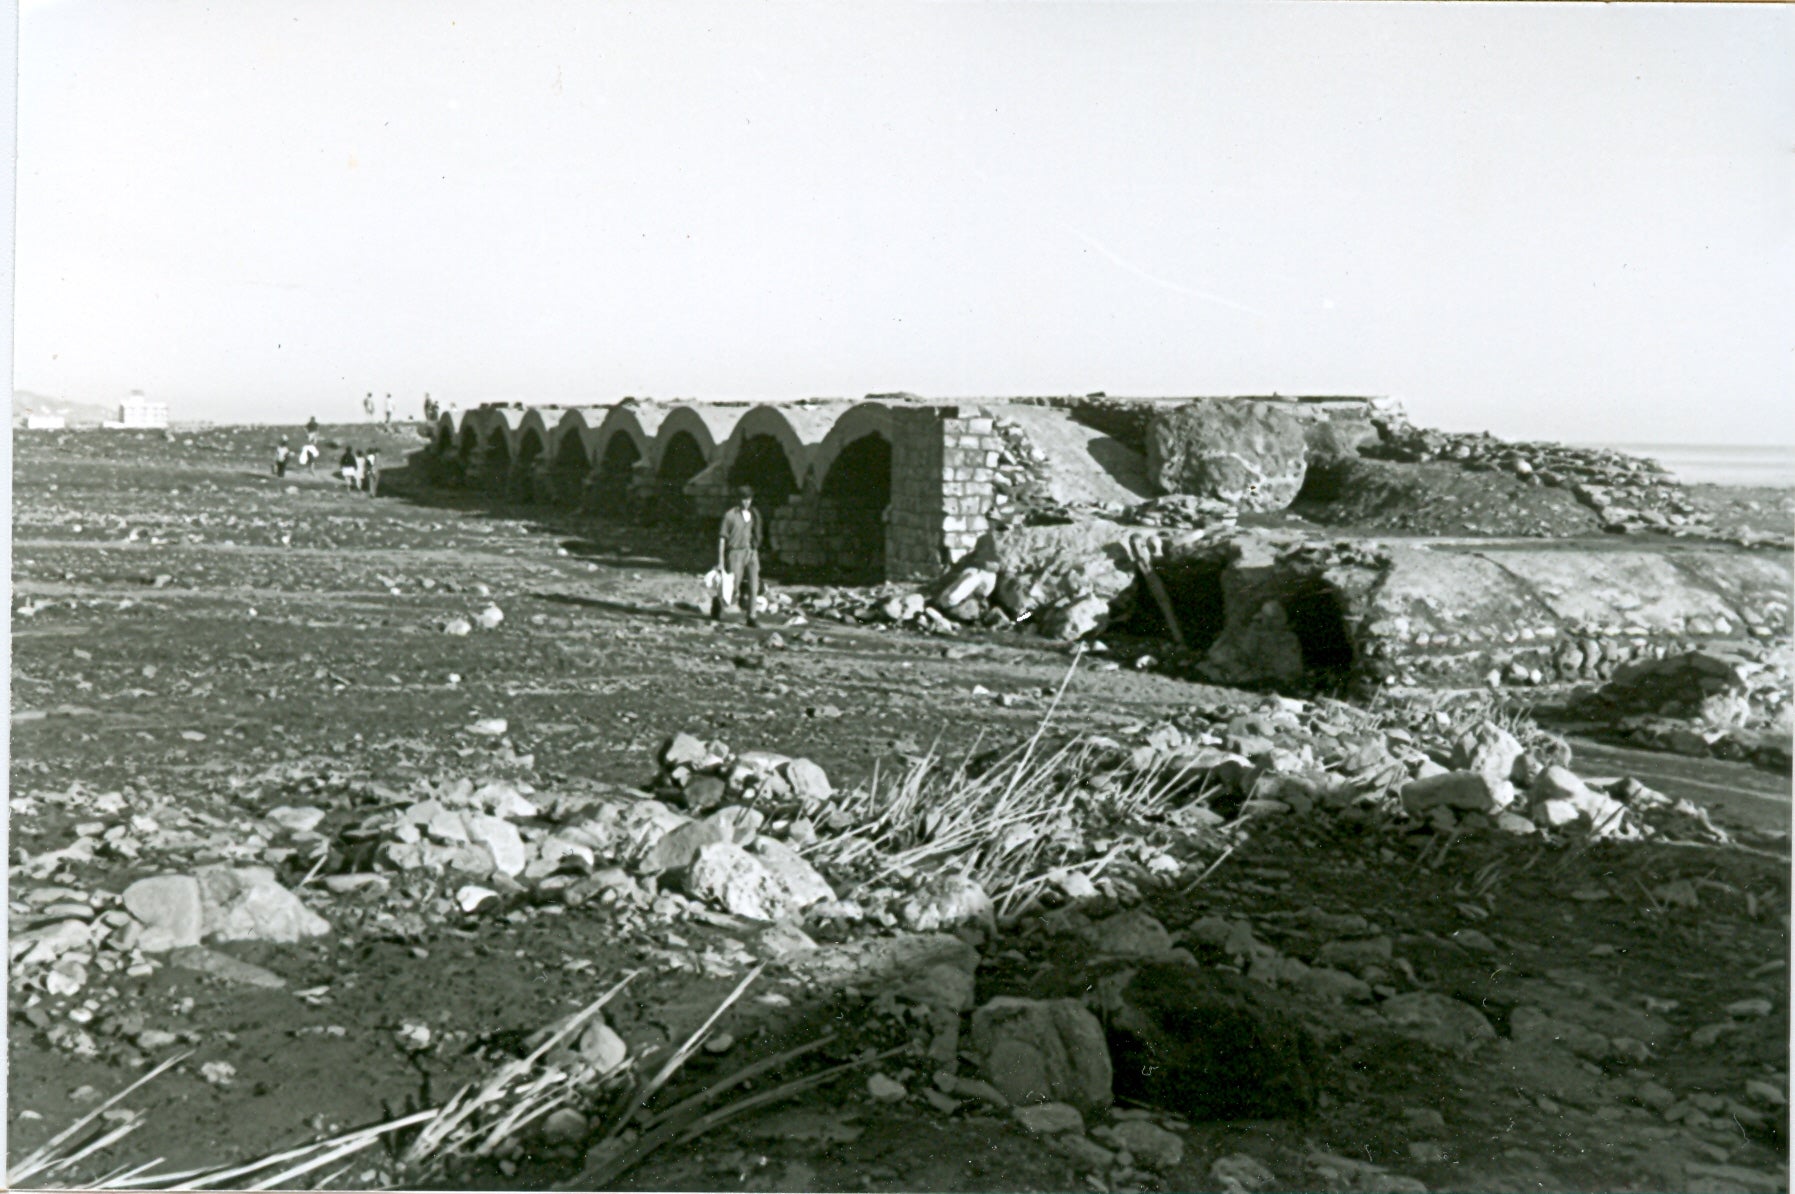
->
122 875 204 953
1146 401 1309 512
1450 722 1525 787
194 867 331 945
1400 771 1516 815
749 838 835 908
685 840 832 921
464 812 527 877
783 759 833 804
960 520 1143 619
638 806 761 875
969 997 1114 1114
1095 961 1318 1120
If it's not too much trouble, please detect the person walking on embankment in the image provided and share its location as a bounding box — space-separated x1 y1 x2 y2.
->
713 485 763 628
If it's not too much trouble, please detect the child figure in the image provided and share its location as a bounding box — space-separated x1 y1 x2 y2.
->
274 437 291 477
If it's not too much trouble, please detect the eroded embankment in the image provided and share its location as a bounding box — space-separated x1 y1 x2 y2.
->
917 522 1791 696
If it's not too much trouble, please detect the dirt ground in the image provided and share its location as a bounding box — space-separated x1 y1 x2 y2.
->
9 426 1791 1192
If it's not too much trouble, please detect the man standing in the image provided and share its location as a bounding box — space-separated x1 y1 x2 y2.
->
714 486 763 627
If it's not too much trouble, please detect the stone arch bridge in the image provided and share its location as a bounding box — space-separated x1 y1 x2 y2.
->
423 396 1016 581
422 393 1383 583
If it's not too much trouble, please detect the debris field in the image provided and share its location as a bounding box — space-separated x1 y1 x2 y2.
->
8 425 1790 1193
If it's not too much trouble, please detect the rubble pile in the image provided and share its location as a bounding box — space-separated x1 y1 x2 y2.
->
1356 412 1786 543
1571 644 1794 771
1105 698 1738 848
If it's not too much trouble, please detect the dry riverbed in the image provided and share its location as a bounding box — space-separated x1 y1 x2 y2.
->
9 427 1790 1193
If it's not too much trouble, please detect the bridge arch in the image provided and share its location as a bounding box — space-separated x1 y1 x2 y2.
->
718 406 809 508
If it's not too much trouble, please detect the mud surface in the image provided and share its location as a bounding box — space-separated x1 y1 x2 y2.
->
9 426 1791 1193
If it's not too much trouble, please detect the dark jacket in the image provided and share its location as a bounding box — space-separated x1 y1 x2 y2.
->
719 507 763 553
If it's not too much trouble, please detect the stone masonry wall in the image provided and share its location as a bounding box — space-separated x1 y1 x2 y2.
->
886 408 946 580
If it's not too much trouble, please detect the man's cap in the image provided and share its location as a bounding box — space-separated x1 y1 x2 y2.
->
736 485 754 499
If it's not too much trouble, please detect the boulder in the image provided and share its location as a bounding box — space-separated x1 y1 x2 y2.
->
122 875 204 953
194 867 331 945
783 758 833 804
1400 771 1516 815
900 874 996 934
463 813 527 877
1145 400 1309 512
970 997 1113 1114
1450 722 1526 787
961 520 1140 619
686 840 832 921
749 838 835 908
1096 961 1318 1120
660 732 710 769
1531 765 1629 831
638 806 761 875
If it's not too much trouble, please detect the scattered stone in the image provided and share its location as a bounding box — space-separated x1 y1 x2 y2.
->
467 717 508 737
539 1108 588 1145
576 1021 628 1074
456 885 500 913
1210 1153 1279 1193
900 874 996 934
867 1074 907 1103
1105 1119 1185 1171
265 806 327 834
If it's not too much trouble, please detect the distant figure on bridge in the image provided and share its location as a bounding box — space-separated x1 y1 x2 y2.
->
713 486 764 628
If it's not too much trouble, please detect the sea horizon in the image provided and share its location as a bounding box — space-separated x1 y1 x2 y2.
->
1581 442 1795 489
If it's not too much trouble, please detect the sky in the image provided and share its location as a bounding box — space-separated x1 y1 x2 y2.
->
11 1 1794 443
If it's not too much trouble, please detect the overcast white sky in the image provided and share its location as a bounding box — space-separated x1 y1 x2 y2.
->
12 1 1793 442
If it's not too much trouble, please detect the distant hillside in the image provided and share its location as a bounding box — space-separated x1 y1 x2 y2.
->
13 391 119 426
